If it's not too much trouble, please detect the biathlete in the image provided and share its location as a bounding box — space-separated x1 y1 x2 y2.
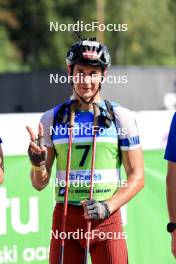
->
27 37 144 264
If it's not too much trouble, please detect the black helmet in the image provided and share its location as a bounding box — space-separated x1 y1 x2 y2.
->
66 38 111 69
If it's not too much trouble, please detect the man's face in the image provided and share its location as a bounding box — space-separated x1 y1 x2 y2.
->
72 64 102 100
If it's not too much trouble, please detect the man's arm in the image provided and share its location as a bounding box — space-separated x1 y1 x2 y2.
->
166 161 176 222
30 147 55 191
0 144 4 184
166 161 176 258
106 147 144 214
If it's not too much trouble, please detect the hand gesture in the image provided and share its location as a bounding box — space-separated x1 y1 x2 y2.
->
26 123 47 167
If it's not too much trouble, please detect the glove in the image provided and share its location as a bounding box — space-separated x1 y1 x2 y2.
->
81 199 111 220
27 124 47 167
28 144 47 167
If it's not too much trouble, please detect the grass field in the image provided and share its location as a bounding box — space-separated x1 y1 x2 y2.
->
0 150 175 264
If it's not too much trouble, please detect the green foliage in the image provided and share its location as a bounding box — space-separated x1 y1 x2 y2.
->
105 0 176 65
120 0 176 65
0 0 175 72
0 27 30 72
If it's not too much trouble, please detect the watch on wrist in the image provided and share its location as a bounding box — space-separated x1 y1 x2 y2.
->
167 223 176 233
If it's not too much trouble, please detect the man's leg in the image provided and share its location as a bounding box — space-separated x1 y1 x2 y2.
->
89 209 128 264
50 235 84 264
49 204 85 264
90 239 128 264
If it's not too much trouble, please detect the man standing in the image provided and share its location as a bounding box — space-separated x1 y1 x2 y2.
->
165 113 176 257
27 37 144 264
0 137 4 184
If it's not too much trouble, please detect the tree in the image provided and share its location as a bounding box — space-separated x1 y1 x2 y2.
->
105 0 176 65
